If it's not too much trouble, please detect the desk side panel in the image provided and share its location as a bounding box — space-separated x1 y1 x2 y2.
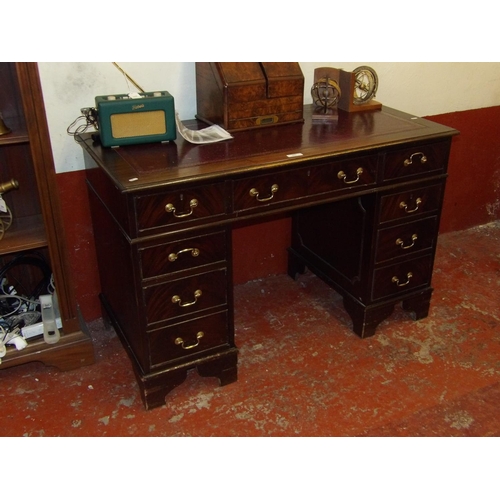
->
86 183 147 370
83 151 133 236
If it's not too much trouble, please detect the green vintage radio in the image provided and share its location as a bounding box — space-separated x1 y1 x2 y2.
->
95 91 176 147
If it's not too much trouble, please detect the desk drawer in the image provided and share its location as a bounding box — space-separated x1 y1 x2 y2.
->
308 155 377 195
233 169 308 213
383 142 449 181
379 184 443 224
372 254 433 301
135 182 227 233
375 216 438 264
139 231 227 280
143 269 228 325
148 311 229 367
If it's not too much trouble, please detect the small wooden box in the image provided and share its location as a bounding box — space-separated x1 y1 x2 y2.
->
195 62 304 132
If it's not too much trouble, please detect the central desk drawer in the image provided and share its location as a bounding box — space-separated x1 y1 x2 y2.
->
135 182 227 233
233 169 308 213
148 311 229 367
143 269 228 325
139 231 227 280
308 155 377 195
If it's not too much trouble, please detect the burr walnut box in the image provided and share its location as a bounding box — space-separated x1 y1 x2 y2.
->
195 62 304 132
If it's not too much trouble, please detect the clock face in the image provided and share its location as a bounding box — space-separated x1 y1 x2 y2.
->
353 66 378 105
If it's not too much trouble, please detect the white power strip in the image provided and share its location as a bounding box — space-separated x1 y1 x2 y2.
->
22 318 62 339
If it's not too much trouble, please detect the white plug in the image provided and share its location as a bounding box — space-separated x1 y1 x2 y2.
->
8 335 27 350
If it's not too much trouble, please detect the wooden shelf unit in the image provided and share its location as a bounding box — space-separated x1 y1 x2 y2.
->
0 62 94 371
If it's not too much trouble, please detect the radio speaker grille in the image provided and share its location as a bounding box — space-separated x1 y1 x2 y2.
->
111 110 167 139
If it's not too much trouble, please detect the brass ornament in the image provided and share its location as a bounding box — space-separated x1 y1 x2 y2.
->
353 66 379 105
0 179 20 240
338 66 382 113
311 78 341 110
311 67 342 121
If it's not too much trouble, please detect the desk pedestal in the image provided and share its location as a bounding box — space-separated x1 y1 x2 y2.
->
287 183 441 338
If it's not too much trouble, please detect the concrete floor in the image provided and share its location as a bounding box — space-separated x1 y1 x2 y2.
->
1 221 499 437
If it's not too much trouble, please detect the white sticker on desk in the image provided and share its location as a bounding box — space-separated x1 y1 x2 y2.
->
287 153 303 158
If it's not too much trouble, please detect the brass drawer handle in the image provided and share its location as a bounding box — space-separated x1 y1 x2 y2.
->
399 197 422 213
404 152 427 167
396 234 418 250
168 247 200 262
165 198 198 218
392 272 413 287
337 167 364 184
175 331 204 350
249 184 279 202
171 289 202 307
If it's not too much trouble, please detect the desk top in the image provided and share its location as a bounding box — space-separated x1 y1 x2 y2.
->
78 105 458 194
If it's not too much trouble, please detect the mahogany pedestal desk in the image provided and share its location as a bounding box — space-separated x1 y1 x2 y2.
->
79 105 458 410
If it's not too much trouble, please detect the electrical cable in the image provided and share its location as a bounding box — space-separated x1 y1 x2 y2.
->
0 294 40 316
67 107 98 137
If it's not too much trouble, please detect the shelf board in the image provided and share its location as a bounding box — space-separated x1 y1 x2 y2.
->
0 214 47 255
0 329 95 371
